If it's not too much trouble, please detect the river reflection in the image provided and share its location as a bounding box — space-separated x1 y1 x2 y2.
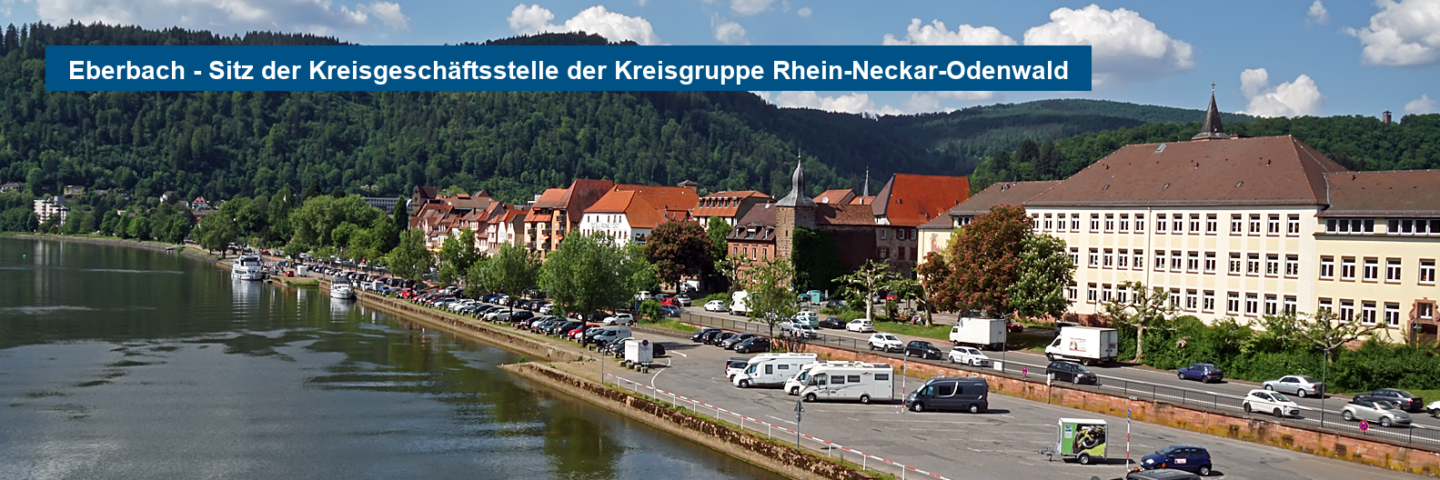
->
0 238 781 480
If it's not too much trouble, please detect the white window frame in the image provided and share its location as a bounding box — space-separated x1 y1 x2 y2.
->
1361 301 1377 325
1363 257 1379 282
1202 291 1215 312
1204 252 1217 273
1341 257 1356 280
1422 259 1436 285
1386 258 1402 283
1320 256 1334 280
1226 292 1240 315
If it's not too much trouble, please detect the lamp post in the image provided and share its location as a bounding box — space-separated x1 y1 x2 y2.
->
1320 345 1333 430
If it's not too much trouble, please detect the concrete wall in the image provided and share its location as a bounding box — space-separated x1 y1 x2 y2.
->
801 342 1440 475
503 362 878 480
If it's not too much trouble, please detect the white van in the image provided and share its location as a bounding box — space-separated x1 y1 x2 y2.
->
799 363 894 404
730 290 750 316
786 361 869 395
592 326 632 346
732 353 819 388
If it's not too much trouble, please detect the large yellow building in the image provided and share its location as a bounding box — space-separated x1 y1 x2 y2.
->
921 97 1439 342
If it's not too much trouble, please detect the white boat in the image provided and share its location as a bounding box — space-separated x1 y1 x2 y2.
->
231 255 265 281
331 279 355 300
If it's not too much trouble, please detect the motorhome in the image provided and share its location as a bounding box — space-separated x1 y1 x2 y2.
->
729 290 750 316
785 361 869 395
798 363 894 404
731 353 819 388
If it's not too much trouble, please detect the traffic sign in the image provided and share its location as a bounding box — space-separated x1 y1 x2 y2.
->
1022 366 1029 375
1358 420 1369 432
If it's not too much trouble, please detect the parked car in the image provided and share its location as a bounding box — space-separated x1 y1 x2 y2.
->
692 328 721 342
867 333 903 352
947 346 991 367
846 319 875 333
1140 445 1212 476
1354 388 1423 412
789 324 818 339
1177 363 1223 383
721 333 756 349
1427 400 1440 418
904 376 988 414
725 358 750 379
699 329 726 344
659 305 682 317
1046 361 1098 385
674 294 691 307
704 300 727 312
603 313 635 326
904 340 942 360
818 317 845 329
1126 469 1201 480
1006 320 1025 333
710 332 738 346
1243 389 1300 418
1342 399 1413 428
1261 375 1324 398
733 336 772 353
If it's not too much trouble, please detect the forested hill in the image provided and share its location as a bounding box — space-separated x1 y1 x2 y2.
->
0 22 1269 204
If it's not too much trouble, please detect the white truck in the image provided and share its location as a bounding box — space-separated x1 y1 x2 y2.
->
949 317 1007 350
798 363 894 404
623 338 654 367
1045 326 1119 365
732 353 818 388
729 290 750 316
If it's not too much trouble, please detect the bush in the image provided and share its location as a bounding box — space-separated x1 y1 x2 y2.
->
1332 341 1440 392
700 292 728 304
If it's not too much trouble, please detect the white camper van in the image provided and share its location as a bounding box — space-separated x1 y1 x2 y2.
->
798 363 894 404
730 290 751 316
785 361 869 395
732 353 819 388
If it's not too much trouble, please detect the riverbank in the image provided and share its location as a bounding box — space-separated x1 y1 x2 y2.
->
0 233 220 263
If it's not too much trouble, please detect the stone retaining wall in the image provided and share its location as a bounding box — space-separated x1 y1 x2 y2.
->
503 362 877 480
803 342 1440 475
354 291 592 364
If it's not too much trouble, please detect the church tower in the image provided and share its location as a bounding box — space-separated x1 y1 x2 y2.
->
775 157 816 261
1191 84 1231 141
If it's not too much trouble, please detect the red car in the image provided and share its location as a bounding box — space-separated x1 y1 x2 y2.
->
1007 321 1024 333
659 297 677 307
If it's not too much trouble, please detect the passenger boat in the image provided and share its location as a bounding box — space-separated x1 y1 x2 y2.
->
331 279 355 300
231 255 265 281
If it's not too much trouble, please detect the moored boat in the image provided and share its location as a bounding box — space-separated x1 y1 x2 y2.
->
231 255 265 281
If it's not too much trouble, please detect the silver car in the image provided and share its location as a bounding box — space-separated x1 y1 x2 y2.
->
1341 400 1412 428
1261 375 1324 398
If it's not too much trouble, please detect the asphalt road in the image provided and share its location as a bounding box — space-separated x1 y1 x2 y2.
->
605 330 1422 480
680 306 1440 448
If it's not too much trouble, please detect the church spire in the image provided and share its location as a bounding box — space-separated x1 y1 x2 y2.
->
862 167 870 197
776 152 817 208
1192 83 1230 140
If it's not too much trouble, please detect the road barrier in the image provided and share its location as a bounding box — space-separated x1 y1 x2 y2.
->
603 371 950 480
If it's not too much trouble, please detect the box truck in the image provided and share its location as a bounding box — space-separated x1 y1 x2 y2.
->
1055 418 1107 465
732 353 818 388
1045 326 1119 365
949 317 1007 350
798 363 894 404
730 290 750 316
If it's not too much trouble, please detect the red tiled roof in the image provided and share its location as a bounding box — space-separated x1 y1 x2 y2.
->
1027 136 1346 207
626 196 668 230
585 190 636 214
1321 170 1440 217
817 204 876 226
813 189 855 205
872 174 971 226
613 184 699 212
692 191 769 218
558 179 616 223
851 196 874 205
532 188 567 210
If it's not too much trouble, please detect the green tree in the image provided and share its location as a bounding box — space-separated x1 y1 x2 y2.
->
886 277 928 324
791 228 846 292
78 211 97 234
478 242 542 313
385 229 434 282
714 253 751 297
391 196 409 235
644 221 713 289
127 215 151 240
1261 310 1386 363
196 211 238 257
705 216 730 263
744 259 798 337
437 228 481 286
1008 233 1074 321
541 231 654 317
1101 280 1177 363
267 186 295 245
836 259 890 323
638 299 663 324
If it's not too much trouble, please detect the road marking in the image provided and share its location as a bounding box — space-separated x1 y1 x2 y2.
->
766 415 796 425
673 351 687 357
651 358 670 385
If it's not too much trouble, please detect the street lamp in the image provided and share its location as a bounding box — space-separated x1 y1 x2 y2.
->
1320 345 1334 429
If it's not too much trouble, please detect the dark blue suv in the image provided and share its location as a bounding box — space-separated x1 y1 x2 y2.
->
1141 445 1212 476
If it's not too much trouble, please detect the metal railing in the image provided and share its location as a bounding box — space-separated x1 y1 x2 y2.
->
679 312 1440 449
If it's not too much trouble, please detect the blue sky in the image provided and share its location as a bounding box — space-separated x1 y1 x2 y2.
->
5 0 1439 118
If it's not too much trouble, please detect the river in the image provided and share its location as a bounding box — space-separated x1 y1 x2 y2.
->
0 237 783 480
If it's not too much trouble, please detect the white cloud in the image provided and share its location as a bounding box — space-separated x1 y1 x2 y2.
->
508 4 662 45
1238 68 1326 117
713 20 748 44
1406 94 1437 114
796 7 811 18
882 19 1016 46
757 91 900 116
1022 5 1194 86
730 0 774 16
1347 0 1440 66
1307 1 1329 25
28 0 411 35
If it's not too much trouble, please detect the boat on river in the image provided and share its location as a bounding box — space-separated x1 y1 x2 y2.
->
231 255 265 281
331 278 355 300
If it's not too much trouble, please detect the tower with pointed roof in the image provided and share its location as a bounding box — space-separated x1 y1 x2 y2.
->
1192 83 1231 141
774 157 816 261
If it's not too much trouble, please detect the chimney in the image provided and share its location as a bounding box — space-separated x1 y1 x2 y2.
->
1383 110 1392 125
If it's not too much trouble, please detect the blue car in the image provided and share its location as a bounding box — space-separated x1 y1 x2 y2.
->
1141 445 1212 476
1177 363 1223 383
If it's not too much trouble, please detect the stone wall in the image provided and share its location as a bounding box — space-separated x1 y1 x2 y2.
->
803 342 1440 475
504 362 878 480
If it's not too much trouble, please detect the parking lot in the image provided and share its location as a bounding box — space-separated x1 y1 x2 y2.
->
603 330 1426 480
